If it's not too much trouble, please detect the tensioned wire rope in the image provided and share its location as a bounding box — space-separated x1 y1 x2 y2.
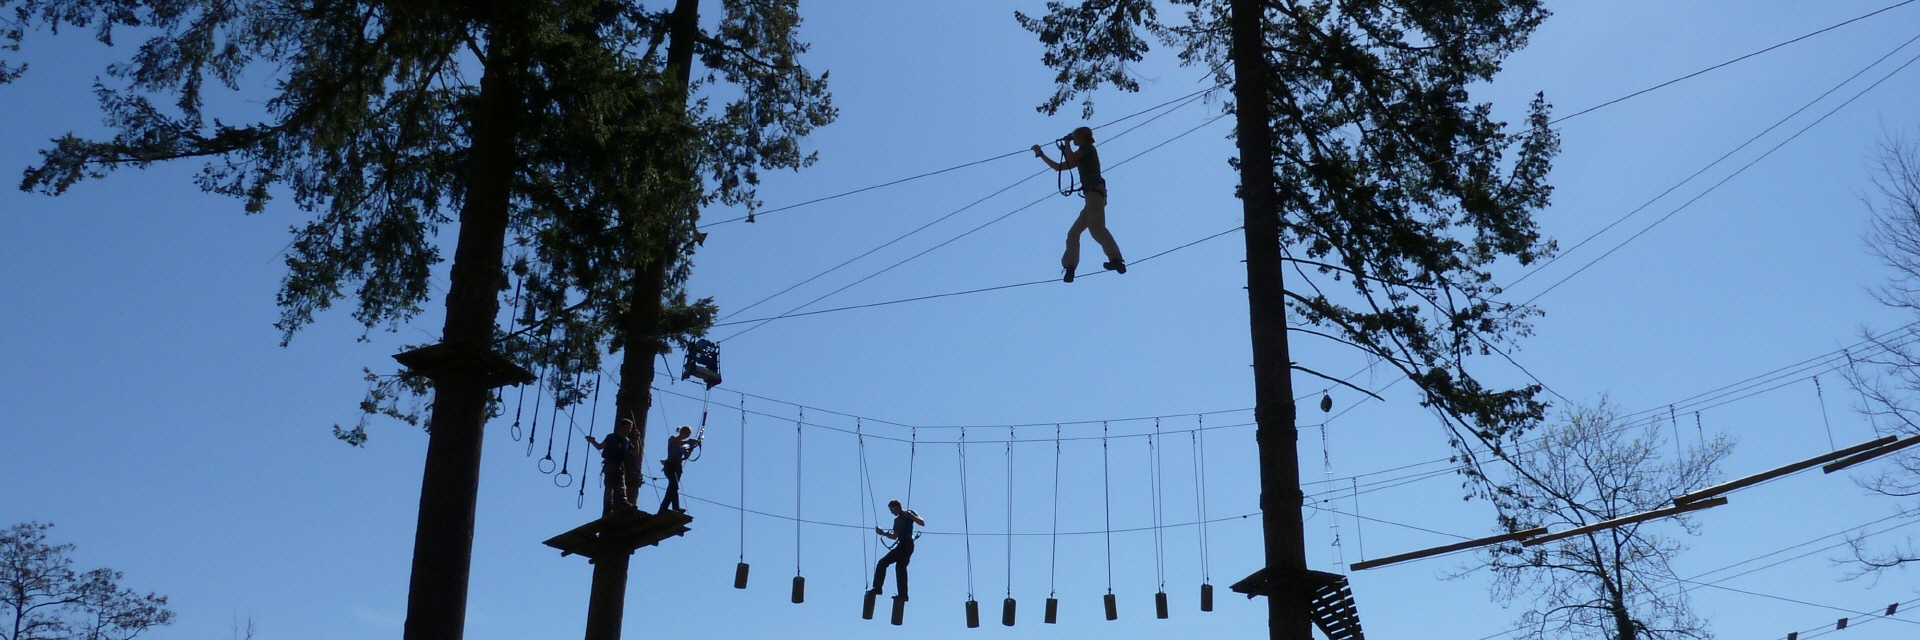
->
714 87 1219 324
1511 30 1920 307
698 84 1225 229
1457 514 1920 640
695 0 1918 341
496 0 1913 347
717 109 1236 343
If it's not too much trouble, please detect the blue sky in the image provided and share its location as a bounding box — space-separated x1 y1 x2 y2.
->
7 1 1920 638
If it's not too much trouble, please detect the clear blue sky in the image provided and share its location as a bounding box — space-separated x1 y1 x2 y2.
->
6 1 1920 638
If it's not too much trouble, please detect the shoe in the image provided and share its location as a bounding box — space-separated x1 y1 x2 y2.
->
1103 260 1126 274
895 594 909 602
1063 269 1075 283
867 588 883 596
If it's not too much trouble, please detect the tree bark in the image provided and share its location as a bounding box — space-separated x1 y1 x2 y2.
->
582 1 701 638
1230 0 1311 638
403 16 522 640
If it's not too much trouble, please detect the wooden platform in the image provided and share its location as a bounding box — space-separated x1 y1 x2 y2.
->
543 509 693 561
393 342 537 389
1229 568 1364 640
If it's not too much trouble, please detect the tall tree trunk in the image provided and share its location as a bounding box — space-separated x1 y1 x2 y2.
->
1230 0 1311 638
582 2 701 638
403 17 523 640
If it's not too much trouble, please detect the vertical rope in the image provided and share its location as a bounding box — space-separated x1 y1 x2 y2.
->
738 396 746 563
553 372 579 486
1695 411 1705 441
577 373 600 509
526 362 547 457
1151 418 1166 591
856 418 871 589
1351 477 1365 561
795 407 803 577
906 428 918 508
1193 415 1211 582
1816 376 1839 450
1320 423 1341 567
960 428 975 599
1049 424 1062 598
1669 405 1683 456
1102 421 1113 595
1006 425 1015 599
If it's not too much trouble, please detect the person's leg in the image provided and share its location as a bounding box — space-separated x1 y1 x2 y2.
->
895 546 913 599
604 465 625 511
658 465 681 513
623 467 642 507
1082 191 1123 266
1062 209 1091 273
872 547 900 592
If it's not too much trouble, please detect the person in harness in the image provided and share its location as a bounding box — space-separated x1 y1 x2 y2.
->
867 499 926 601
657 425 702 513
1032 126 1125 283
584 419 637 510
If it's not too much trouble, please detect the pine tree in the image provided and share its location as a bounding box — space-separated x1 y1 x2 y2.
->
1016 1 1558 637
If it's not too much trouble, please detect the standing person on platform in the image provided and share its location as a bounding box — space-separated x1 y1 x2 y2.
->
657 425 702 513
584 419 637 510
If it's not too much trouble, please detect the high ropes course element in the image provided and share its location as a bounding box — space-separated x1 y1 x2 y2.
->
475 6 1920 626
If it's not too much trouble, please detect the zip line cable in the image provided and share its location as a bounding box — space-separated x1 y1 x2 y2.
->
710 221 1243 336
1516 34 1920 307
699 85 1223 229
717 112 1234 343
1550 0 1917 125
715 90 1216 325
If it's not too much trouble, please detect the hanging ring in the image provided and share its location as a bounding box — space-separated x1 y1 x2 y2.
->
554 470 573 488
538 455 557 474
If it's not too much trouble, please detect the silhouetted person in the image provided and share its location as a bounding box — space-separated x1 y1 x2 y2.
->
1033 126 1124 283
657 425 701 513
867 499 925 601
585 419 637 510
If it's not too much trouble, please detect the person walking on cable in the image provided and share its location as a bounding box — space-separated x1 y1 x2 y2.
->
657 425 702 513
584 419 637 510
868 499 926 601
1033 126 1124 283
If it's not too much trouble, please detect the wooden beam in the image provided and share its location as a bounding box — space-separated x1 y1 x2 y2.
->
1674 435 1898 504
1522 497 1727 547
1824 435 1920 474
1350 527 1547 571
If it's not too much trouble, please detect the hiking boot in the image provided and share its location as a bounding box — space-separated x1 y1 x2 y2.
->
1103 260 1127 274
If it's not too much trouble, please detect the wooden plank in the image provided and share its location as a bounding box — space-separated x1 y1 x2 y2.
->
1522 497 1727 547
1675 435 1897 504
1824 435 1920 474
1351 527 1547 571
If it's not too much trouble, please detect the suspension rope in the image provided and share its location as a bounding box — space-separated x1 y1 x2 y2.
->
738 396 747 563
1006 426 1015 599
539 373 563 474
526 361 548 457
577 374 600 509
1049 424 1062 599
906 428 918 508
1192 416 1211 583
1103 421 1113 595
960 427 976 600
1151 418 1166 591
795 407 804 578
1815 376 1839 450
856 417 872 588
554 373 580 487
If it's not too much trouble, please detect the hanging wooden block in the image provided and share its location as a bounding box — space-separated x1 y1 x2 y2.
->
863 590 877 620
1044 597 1059 624
1837 618 1848 630
891 595 907 626
1889 603 1900 615
1104 593 1118 620
1002 597 1016 626
965 598 980 628
1200 583 1214 611
733 562 750 589
1156 591 1169 619
790 575 805 604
